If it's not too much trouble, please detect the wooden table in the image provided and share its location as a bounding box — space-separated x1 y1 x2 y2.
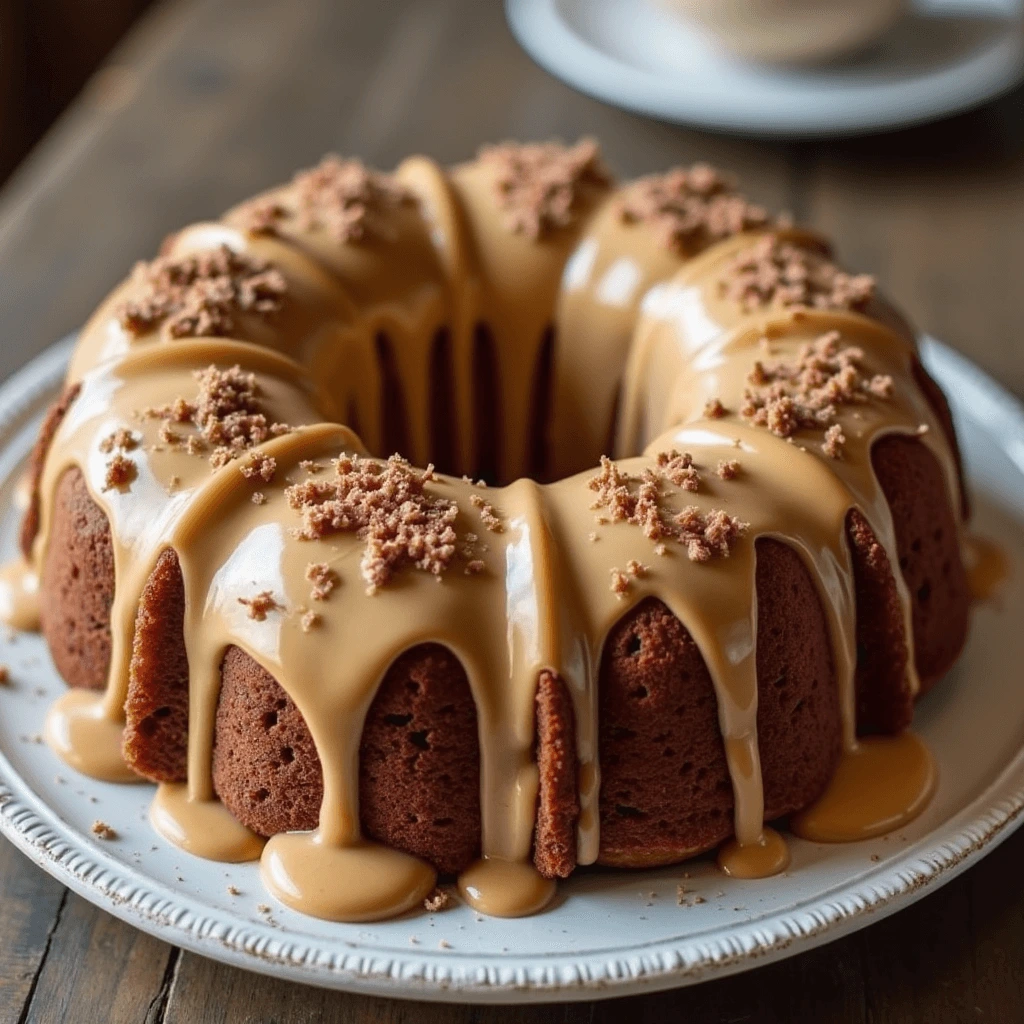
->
1 1 1022 1020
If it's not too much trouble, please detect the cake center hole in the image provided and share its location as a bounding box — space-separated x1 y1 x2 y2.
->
372 322 628 485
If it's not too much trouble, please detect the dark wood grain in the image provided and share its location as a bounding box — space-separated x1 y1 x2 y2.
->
21 894 175 1024
0 835 65 1024
1 0 1023 1020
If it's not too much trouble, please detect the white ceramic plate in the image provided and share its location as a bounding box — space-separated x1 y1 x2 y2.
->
0 336 1021 1004
506 0 1024 137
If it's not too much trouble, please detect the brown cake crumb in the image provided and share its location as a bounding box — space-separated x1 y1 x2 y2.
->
717 459 740 480
103 452 136 490
299 459 322 473
626 559 647 578
240 451 277 482
99 428 138 453
610 569 630 596
251 492 267 505
676 506 746 563
238 590 282 621
465 559 486 575
741 330 893 447
479 139 610 239
300 610 321 632
656 450 700 492
305 562 339 601
286 453 459 594
226 885 241 895
242 156 415 243
469 493 504 533
821 423 846 459
118 245 286 339
588 454 747 561
91 820 117 840
144 364 289 471
720 235 875 313
703 398 728 419
617 165 769 254
423 888 453 912
0 665 9 685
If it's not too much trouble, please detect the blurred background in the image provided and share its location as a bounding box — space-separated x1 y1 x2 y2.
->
0 1 155 186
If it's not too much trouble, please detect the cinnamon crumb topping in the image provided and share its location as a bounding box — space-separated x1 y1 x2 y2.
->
676 506 747 563
656 449 700 492
300 610 321 632
103 452 136 490
99 428 138 453
423 888 453 912
305 562 339 601
717 459 741 480
91 820 117 840
479 139 610 239
821 424 846 459
588 456 747 562
240 451 277 482
143 364 290 470
241 156 415 243
617 165 769 254
285 454 459 594
238 590 282 621
469 493 504 533
703 398 728 419
118 245 286 339
720 235 875 313
740 330 893 454
610 568 630 597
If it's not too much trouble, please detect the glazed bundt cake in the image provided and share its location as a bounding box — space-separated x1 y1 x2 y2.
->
7 140 971 920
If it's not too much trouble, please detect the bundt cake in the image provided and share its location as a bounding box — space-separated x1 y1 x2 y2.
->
4 140 971 921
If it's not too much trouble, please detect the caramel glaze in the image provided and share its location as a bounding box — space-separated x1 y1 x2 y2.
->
11 149 968 920
963 533 1011 603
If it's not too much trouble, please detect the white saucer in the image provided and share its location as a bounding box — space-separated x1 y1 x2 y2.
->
0 337 1022 1002
506 0 1024 137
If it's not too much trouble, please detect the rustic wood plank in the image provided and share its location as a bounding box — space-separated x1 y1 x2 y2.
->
0 838 66 1024
20 890 176 1024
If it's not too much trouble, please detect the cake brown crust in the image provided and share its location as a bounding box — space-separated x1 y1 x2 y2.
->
533 671 578 879
597 538 840 868
21 384 81 558
871 433 970 692
213 646 324 835
38 466 114 691
123 548 190 782
358 643 482 876
846 507 913 734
